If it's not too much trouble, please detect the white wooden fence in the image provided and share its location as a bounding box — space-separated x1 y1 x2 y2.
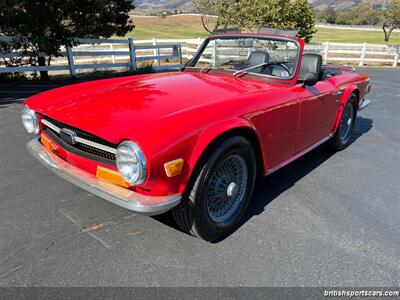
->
305 42 400 67
0 36 183 77
1 36 399 78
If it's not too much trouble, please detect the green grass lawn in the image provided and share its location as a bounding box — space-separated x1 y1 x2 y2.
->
123 15 400 45
313 28 400 44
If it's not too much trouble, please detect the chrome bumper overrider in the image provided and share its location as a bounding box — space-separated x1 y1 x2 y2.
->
27 139 181 215
359 98 371 111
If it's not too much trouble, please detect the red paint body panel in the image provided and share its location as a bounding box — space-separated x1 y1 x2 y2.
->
26 72 269 144
295 79 338 152
25 37 370 197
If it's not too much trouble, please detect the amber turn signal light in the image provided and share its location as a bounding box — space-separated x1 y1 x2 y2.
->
40 134 56 152
96 166 131 188
164 158 184 177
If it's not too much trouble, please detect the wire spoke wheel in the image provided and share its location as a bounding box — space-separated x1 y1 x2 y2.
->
172 136 256 241
339 102 354 142
205 154 248 223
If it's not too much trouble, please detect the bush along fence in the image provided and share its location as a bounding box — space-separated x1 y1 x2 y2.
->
0 36 183 78
1 36 399 78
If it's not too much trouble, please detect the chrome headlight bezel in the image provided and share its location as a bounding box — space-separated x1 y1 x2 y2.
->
21 106 40 135
116 140 148 186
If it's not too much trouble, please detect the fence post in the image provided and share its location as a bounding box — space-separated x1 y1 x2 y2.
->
157 47 161 67
128 38 137 72
179 45 183 65
66 45 77 78
110 43 116 64
359 42 367 67
323 41 329 63
152 38 158 65
393 45 399 68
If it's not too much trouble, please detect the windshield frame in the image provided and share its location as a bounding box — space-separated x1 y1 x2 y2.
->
185 34 302 82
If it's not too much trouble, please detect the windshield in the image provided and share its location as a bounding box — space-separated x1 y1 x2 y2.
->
190 36 299 79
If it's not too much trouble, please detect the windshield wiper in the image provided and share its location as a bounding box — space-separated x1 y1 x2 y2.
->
200 63 213 73
233 61 288 77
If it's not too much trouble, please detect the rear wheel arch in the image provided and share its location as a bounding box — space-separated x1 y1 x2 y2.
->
329 94 357 151
340 86 359 108
352 89 360 109
332 86 359 132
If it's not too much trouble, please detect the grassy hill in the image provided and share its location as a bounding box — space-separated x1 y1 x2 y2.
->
310 0 391 9
124 15 400 44
134 0 192 12
134 0 390 12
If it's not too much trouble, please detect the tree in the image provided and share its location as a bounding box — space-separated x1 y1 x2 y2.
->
356 4 382 25
194 0 316 42
0 0 135 79
193 0 242 33
238 0 316 42
289 0 317 42
317 5 383 26
383 0 400 43
324 7 337 24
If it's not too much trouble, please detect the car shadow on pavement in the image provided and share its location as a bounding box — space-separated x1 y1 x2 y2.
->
154 116 373 242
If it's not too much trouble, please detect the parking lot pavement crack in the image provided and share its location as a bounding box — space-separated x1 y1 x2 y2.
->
57 210 138 249
80 223 106 232
58 209 113 250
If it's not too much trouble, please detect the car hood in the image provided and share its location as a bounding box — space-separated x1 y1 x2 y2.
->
26 71 277 144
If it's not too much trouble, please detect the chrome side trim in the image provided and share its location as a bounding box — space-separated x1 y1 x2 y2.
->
359 99 371 111
331 91 343 96
266 134 333 175
41 119 117 154
27 139 181 215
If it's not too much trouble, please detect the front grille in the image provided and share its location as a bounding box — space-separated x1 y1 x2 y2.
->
73 142 116 161
41 115 117 164
44 116 116 149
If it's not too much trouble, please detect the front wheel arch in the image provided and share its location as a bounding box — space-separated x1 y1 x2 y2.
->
184 126 264 197
173 135 258 241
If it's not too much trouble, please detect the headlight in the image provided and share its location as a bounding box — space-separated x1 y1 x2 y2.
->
116 140 147 185
21 106 40 134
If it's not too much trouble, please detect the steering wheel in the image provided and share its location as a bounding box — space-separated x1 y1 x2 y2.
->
262 62 291 75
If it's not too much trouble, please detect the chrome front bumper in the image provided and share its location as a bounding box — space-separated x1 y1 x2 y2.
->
27 139 181 215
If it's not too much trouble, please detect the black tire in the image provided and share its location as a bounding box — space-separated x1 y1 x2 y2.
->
330 93 357 151
172 136 257 242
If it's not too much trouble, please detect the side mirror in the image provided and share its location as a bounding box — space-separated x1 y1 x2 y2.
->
302 72 318 87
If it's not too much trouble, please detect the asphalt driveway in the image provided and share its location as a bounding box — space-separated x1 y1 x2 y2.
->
0 68 399 287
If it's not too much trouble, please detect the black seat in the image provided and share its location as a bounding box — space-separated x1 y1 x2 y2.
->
248 51 270 66
298 53 322 81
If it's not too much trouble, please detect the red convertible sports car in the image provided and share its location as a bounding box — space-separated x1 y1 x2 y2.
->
22 33 371 241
